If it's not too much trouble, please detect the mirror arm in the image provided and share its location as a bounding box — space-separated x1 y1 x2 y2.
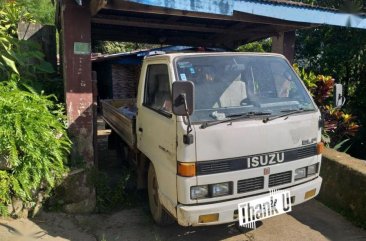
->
182 94 192 134
335 92 346 109
334 83 345 108
179 93 194 145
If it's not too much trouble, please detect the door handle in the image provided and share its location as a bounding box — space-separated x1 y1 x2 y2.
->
138 127 143 133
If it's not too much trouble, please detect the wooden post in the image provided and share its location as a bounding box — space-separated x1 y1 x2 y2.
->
60 0 95 213
92 71 98 168
272 31 295 64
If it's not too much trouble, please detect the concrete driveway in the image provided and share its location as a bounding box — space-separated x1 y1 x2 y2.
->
0 200 365 241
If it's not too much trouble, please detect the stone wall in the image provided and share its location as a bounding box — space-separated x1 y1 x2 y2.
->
318 148 366 228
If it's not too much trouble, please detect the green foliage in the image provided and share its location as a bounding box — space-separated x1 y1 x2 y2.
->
0 1 56 92
236 39 272 52
294 65 359 149
0 1 33 36
295 26 366 96
292 0 366 158
20 0 55 25
0 34 54 83
0 1 70 217
0 0 55 26
92 168 137 213
0 80 71 216
93 41 160 54
93 41 134 54
0 171 11 215
293 64 317 90
322 106 359 149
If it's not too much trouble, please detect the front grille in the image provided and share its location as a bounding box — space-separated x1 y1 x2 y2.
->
269 171 292 187
297 145 317 159
197 161 231 175
237 177 264 193
196 144 317 176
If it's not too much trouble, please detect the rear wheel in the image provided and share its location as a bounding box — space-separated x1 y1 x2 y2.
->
148 164 174 225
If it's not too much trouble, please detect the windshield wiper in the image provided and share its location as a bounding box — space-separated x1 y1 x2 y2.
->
262 108 314 123
200 111 271 129
226 111 272 118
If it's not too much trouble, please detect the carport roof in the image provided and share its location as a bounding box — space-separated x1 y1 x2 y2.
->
74 0 366 48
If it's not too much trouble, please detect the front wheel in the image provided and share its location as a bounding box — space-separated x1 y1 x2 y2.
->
148 163 174 225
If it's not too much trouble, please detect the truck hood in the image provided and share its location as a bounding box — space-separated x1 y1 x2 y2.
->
193 112 320 161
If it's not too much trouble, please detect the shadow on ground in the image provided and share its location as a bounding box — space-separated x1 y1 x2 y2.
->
25 208 253 241
290 200 366 241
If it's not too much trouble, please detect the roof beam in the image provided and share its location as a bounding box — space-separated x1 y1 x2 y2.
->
104 0 311 28
91 29 219 47
91 22 281 49
92 15 247 35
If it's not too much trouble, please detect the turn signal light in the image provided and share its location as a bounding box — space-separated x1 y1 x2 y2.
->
317 142 324 154
304 188 316 199
178 162 196 177
199 213 219 223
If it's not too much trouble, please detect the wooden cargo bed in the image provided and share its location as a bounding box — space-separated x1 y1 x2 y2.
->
100 99 136 149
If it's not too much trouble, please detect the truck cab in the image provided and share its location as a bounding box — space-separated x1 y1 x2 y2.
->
134 52 323 226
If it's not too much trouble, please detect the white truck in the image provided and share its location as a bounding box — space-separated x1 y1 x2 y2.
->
101 52 328 227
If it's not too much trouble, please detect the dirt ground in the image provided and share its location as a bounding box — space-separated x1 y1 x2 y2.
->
0 200 366 241
1 118 365 241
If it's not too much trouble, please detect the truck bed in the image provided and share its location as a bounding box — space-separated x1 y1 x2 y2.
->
100 99 136 149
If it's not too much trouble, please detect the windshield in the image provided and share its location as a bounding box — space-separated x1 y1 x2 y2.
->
175 54 316 123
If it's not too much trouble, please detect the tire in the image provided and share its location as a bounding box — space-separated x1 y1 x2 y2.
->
116 140 130 167
148 163 175 225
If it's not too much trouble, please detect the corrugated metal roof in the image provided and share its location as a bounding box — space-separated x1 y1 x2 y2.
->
254 0 337 12
235 0 366 29
122 0 366 29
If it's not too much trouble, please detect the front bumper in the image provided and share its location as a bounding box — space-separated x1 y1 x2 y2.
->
176 176 322 226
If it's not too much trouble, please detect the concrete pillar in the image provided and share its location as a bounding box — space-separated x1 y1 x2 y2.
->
60 0 95 213
272 31 295 64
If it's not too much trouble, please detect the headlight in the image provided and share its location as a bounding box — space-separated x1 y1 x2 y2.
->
191 182 232 199
191 185 208 199
295 163 320 181
295 167 307 180
307 163 318 175
211 182 230 197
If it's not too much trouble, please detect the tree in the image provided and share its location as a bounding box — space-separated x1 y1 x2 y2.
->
0 1 71 217
294 0 366 158
236 39 272 53
92 40 161 54
0 0 55 25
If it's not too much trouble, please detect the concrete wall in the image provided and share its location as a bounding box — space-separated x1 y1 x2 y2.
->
318 148 366 228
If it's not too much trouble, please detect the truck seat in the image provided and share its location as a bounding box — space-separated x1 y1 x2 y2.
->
219 74 247 107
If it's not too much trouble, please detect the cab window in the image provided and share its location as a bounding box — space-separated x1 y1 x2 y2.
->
144 64 172 114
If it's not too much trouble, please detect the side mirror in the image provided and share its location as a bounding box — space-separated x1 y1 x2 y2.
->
333 83 345 108
172 81 194 116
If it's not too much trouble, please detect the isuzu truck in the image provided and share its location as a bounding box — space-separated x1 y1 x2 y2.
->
101 52 326 226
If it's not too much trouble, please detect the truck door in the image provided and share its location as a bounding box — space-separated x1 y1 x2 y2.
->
136 63 177 213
